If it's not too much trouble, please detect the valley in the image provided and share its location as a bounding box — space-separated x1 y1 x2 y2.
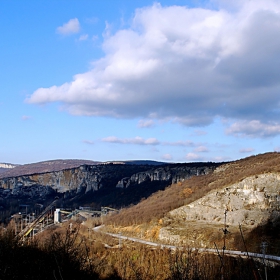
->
0 152 280 279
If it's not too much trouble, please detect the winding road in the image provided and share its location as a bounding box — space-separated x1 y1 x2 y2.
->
93 226 280 263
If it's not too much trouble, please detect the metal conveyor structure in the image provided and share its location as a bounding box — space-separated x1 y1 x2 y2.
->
17 198 58 240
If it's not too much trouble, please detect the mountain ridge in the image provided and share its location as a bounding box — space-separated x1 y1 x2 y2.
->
0 159 169 179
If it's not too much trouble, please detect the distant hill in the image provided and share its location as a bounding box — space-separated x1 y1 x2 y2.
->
106 160 168 165
0 159 168 179
0 162 18 174
0 163 18 169
0 168 8 174
0 159 101 179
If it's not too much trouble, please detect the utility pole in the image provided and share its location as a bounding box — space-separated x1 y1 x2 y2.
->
220 210 229 280
19 212 23 231
261 241 268 280
222 210 229 253
239 224 262 280
14 216 17 235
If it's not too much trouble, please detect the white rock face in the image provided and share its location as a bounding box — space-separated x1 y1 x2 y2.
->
169 173 280 226
159 173 280 244
0 163 16 169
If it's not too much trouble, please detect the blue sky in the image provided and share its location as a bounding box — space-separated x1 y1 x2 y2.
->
1 0 280 164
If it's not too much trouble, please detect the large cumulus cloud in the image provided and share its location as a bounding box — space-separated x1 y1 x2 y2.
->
27 1 280 136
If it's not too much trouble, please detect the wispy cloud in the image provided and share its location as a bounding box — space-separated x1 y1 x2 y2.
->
85 17 98 24
83 140 94 145
102 136 159 145
239 148 254 153
91 35 99 41
194 146 209 153
56 18 80 35
78 34 88 41
185 153 202 161
211 156 231 162
226 120 280 138
101 136 202 148
21 115 31 120
193 130 207 136
162 153 173 160
138 119 154 128
163 140 195 147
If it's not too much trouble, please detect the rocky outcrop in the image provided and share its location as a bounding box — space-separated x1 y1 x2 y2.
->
116 164 219 188
3 184 55 198
0 163 17 169
159 172 280 245
169 173 280 225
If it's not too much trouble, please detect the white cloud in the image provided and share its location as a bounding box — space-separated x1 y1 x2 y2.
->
92 35 99 41
211 155 231 162
21 115 31 120
138 119 154 128
83 140 94 145
102 136 159 145
29 2 280 137
162 153 173 160
101 137 199 147
239 147 254 153
194 146 209 153
185 153 202 161
163 140 195 147
79 34 88 41
226 120 280 138
193 130 207 136
86 17 98 24
56 18 80 35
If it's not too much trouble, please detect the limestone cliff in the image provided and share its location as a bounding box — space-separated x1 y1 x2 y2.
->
116 163 219 188
0 161 220 200
159 172 280 246
0 164 149 197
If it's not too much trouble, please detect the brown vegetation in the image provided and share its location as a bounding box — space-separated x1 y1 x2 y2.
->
107 244 274 280
0 224 101 279
1 218 279 280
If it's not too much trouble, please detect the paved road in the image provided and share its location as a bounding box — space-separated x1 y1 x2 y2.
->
93 226 280 262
